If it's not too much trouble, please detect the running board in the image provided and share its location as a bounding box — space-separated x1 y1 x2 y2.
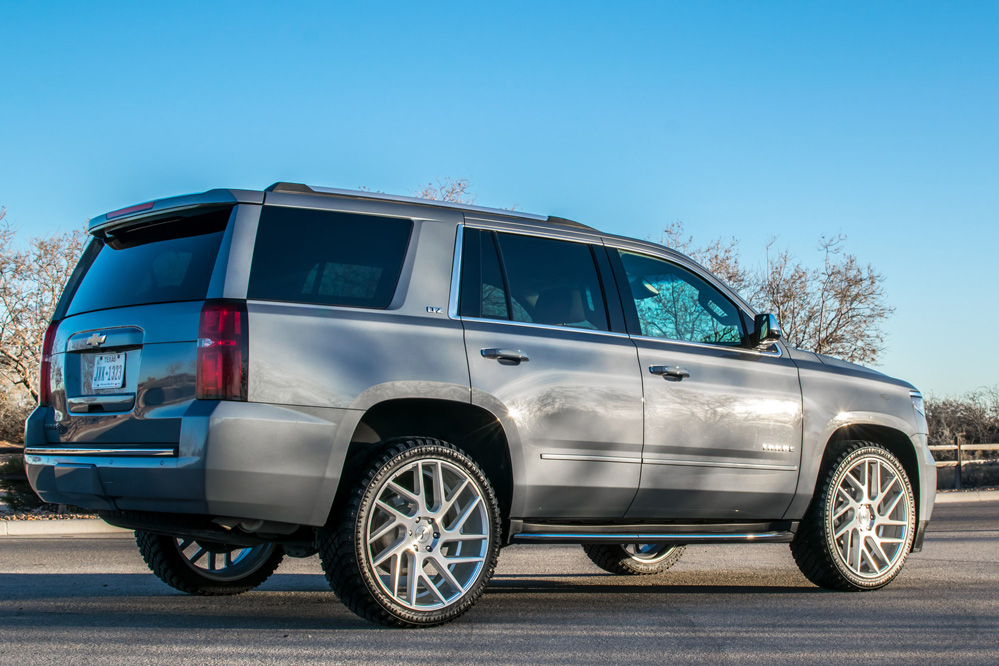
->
508 520 797 545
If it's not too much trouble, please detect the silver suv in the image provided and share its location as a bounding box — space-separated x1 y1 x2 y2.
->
25 183 936 626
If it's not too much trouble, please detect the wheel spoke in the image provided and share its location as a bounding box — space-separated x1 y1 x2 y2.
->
189 547 208 565
440 532 487 542
368 518 401 544
441 479 470 517
376 499 412 522
878 519 908 527
388 481 421 504
834 520 854 539
414 462 426 513
878 490 904 518
405 552 418 606
432 461 446 513
389 553 401 598
440 555 484 565
372 539 410 568
875 475 899 505
431 555 465 591
844 471 865 496
870 537 893 568
453 495 482 532
421 572 447 604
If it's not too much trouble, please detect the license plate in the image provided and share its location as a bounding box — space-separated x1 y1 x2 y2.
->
92 353 126 390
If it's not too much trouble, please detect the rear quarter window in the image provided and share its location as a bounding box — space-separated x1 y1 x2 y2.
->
247 207 413 309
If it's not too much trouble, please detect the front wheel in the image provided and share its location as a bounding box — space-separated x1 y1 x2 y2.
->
583 543 685 575
790 442 916 591
317 438 501 627
135 531 284 596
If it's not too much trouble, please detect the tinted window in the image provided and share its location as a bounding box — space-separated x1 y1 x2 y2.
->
495 233 609 331
459 230 509 320
67 210 231 316
248 207 412 308
619 250 744 345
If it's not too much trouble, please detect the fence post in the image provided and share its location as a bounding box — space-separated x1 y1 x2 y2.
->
955 435 964 490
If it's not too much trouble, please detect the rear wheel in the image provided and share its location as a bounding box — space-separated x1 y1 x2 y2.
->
135 531 284 596
583 543 686 575
791 442 915 591
317 437 501 627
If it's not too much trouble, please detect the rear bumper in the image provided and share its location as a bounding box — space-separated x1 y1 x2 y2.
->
24 400 358 526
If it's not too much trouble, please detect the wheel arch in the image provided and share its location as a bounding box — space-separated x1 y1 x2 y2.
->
335 398 516 526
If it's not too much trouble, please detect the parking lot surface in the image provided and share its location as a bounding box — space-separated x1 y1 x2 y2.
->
1 501 996 665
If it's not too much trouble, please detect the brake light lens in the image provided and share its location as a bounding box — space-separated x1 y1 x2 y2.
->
38 322 59 406
196 300 248 401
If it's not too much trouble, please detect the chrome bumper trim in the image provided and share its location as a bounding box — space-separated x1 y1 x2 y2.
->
24 447 175 458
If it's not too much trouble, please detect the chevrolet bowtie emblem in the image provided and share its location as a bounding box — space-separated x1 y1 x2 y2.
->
86 333 107 347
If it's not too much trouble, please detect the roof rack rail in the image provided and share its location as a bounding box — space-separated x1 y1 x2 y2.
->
545 215 592 230
264 182 596 231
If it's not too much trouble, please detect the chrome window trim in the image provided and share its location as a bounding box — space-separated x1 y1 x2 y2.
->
641 457 798 472
540 453 642 464
630 333 783 358
462 221 601 245
460 316 630 339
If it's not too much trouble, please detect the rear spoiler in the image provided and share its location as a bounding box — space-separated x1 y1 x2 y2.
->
89 189 263 237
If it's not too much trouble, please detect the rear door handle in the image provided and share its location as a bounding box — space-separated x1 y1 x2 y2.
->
649 365 690 380
481 348 530 363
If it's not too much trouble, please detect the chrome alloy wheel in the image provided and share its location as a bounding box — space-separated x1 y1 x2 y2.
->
829 455 912 579
624 543 678 564
174 539 278 582
364 458 490 611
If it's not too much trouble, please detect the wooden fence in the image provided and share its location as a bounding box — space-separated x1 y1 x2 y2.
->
928 442 999 489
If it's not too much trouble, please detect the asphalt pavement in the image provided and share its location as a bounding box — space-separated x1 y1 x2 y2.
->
1 501 996 665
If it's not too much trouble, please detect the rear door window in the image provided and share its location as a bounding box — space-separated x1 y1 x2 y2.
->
460 230 610 331
247 207 413 309
66 209 232 316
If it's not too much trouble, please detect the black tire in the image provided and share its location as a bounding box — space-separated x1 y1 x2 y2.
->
135 531 284 596
583 543 685 575
317 437 501 627
790 442 916 591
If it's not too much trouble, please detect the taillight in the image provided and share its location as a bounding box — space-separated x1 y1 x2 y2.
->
196 300 248 401
38 322 59 406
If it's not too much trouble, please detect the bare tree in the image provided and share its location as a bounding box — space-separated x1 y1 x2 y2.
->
661 222 893 365
414 177 476 204
926 387 999 448
0 212 87 402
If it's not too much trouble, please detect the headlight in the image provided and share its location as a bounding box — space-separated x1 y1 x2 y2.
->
910 390 925 417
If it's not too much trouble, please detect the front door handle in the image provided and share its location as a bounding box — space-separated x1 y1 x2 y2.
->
482 348 530 363
649 365 690 380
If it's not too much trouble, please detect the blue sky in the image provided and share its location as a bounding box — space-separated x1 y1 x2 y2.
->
2 1 996 397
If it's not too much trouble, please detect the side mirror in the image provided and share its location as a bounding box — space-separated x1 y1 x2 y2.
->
751 313 782 350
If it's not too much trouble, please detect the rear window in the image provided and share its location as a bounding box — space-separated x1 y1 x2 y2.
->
66 209 231 316
247 207 413 309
